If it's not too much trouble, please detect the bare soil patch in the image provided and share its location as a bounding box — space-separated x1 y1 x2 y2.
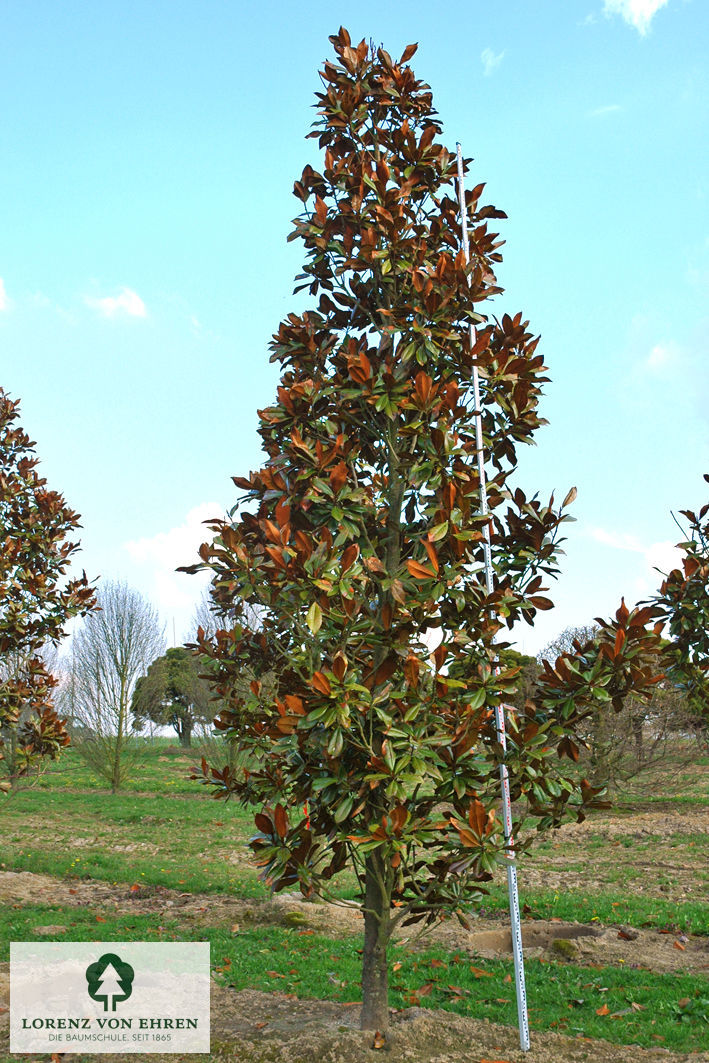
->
1 973 707 1063
520 808 709 906
1 869 708 977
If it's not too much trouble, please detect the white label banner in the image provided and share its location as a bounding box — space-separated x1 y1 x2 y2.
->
10 942 210 1053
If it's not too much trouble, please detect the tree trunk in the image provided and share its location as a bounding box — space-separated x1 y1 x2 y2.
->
632 710 644 763
360 850 391 1032
589 706 609 786
178 719 193 748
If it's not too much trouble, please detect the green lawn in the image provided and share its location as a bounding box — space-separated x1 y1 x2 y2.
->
1 904 707 1054
2 739 708 1057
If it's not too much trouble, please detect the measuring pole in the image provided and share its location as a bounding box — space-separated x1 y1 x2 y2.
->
455 142 530 1053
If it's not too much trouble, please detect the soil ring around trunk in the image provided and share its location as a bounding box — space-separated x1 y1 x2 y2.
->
2 869 708 1062
1 973 708 1063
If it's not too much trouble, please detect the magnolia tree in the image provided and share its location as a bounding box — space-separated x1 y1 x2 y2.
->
654 478 709 722
0 389 95 790
187 31 684 1031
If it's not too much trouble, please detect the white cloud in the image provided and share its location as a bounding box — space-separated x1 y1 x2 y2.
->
646 340 679 371
589 103 622 117
481 48 505 76
0 277 10 312
123 502 223 641
589 525 683 579
603 0 671 35
85 287 147 318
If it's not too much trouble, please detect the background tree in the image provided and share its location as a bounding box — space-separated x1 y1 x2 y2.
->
537 624 705 792
185 31 665 1033
132 646 214 747
63 581 164 791
0 389 95 792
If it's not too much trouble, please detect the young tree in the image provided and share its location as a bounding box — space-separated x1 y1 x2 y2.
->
132 646 215 747
186 31 666 1031
64 581 164 791
0 389 95 792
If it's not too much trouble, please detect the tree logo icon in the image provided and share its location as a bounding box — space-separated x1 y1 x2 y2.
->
85 953 135 1011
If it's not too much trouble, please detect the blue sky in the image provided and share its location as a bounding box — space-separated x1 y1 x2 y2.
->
1 0 707 651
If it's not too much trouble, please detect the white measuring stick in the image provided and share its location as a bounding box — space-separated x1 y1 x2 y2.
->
455 142 530 1053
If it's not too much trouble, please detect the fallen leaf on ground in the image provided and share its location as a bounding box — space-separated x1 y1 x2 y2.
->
596 1003 610 1016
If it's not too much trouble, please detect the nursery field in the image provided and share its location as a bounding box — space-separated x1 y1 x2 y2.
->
1 744 708 1063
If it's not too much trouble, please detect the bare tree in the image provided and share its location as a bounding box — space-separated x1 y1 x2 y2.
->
190 586 260 642
63 582 164 791
538 624 704 793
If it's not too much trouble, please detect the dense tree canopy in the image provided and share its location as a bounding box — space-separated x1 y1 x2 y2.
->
0 389 95 789
186 30 673 1031
132 646 214 747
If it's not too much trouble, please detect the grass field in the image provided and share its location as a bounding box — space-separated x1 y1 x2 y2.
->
1 742 708 1061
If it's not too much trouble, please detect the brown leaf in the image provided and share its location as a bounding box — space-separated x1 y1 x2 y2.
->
341 543 359 573
617 928 638 941
596 1003 610 1016
284 694 305 715
332 652 348 681
423 539 439 572
274 804 288 839
390 579 406 604
468 798 494 837
329 461 348 494
406 558 436 580
311 671 332 695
